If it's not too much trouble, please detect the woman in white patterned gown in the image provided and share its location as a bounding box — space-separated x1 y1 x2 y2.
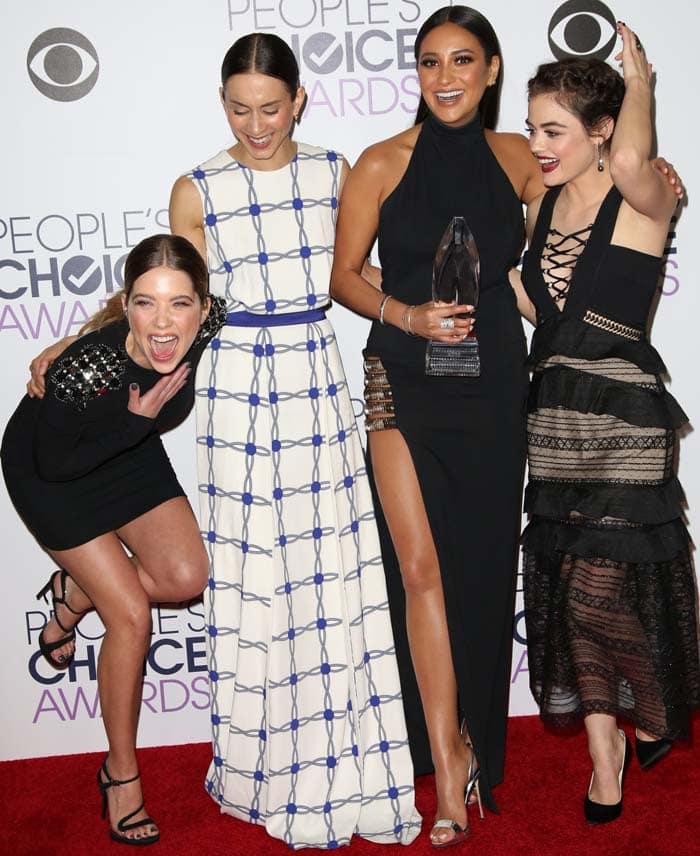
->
169 32 419 849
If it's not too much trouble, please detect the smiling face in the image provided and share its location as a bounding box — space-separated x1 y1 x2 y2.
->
417 22 499 127
222 72 305 170
123 267 209 373
526 93 606 186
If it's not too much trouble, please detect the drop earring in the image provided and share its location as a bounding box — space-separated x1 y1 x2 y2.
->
597 142 604 172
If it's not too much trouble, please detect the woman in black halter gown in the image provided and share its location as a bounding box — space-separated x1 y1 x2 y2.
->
331 6 544 847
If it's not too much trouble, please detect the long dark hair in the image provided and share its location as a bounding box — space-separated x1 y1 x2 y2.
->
414 5 503 129
528 58 624 140
220 32 300 97
81 234 208 334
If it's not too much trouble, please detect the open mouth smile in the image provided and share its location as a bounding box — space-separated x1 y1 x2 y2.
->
149 335 179 362
538 157 559 173
435 89 464 103
246 133 273 148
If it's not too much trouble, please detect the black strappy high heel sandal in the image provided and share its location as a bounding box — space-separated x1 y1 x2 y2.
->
36 569 85 668
97 758 160 847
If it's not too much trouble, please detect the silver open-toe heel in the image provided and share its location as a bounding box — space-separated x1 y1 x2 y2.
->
460 718 484 818
465 750 484 820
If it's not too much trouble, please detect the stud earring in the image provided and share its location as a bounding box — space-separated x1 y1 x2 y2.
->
597 142 604 172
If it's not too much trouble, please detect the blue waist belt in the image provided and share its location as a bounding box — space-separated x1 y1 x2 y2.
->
226 308 327 327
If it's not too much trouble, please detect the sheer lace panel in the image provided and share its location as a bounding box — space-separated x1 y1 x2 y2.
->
523 547 700 738
542 225 592 309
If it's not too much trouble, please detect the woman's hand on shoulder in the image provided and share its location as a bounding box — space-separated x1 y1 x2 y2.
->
651 157 684 200
127 363 192 420
27 336 76 398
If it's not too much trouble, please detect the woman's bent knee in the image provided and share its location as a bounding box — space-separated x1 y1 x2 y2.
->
163 553 209 602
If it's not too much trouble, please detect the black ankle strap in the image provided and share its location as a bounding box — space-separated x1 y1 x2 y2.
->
100 759 140 790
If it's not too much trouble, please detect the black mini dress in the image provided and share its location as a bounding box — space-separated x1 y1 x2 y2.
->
1 299 226 551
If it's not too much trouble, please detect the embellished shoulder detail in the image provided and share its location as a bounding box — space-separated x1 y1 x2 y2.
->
50 343 128 411
195 295 228 345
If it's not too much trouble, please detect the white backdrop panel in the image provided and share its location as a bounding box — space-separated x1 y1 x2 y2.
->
1 0 696 761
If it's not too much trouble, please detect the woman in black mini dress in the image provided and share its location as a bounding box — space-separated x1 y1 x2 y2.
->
2 234 225 845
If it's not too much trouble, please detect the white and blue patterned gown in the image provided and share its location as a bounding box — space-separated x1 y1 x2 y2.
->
188 143 420 848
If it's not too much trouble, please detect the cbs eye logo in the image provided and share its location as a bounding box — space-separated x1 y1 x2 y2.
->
27 28 99 102
548 0 617 61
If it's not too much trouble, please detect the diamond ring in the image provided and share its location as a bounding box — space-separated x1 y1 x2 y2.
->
439 318 455 330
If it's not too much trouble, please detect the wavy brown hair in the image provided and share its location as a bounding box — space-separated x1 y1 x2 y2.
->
80 234 209 334
527 58 624 139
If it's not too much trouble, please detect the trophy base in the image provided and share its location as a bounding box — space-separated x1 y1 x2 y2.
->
425 338 481 377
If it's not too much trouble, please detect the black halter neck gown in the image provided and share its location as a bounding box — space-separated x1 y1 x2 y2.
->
365 111 529 811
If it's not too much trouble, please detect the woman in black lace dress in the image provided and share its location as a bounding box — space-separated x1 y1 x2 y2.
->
520 24 699 824
2 234 225 845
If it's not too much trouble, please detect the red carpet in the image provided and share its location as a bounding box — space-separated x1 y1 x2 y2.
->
2 714 697 855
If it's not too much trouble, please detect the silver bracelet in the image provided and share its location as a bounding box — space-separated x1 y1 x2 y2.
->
378 293 392 325
400 304 416 336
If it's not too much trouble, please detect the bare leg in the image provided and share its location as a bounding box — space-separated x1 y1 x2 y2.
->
370 430 472 844
117 496 208 602
43 497 207 841
584 713 626 805
39 497 207 664
50 535 157 842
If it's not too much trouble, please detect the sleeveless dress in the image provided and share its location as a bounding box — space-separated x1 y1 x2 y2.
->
187 143 420 847
364 113 529 811
521 185 700 738
1 305 225 550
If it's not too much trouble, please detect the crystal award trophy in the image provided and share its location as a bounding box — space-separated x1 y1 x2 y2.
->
425 216 480 377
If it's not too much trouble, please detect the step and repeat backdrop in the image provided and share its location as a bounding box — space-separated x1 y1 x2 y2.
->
1 0 697 761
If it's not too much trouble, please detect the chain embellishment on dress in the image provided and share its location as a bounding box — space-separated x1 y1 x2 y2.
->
50 344 128 411
194 295 228 345
363 355 397 431
542 225 593 308
582 310 644 341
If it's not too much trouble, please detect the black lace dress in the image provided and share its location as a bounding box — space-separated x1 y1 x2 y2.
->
521 186 699 739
